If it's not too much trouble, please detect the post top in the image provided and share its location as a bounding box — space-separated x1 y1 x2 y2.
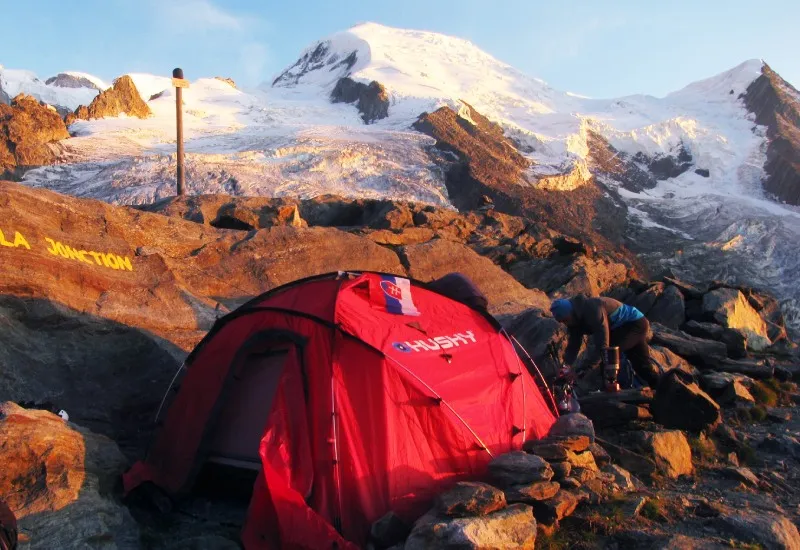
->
172 68 184 79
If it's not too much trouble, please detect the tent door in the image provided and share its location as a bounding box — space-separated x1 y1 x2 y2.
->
206 348 290 469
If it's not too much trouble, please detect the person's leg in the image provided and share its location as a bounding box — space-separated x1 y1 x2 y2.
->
610 318 660 388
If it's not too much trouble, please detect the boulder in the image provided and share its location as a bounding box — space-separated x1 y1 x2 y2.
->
637 430 694 478
521 442 569 462
1 94 69 178
66 75 150 123
700 371 754 395
437 482 506 518
580 399 652 428
630 283 665 315
593 438 658 480
721 467 760 487
715 511 800 550
0 403 139 548
652 370 721 432
650 345 697 377
650 324 728 367
504 481 560 504
647 285 686 329
531 491 581 526
702 288 771 351
402 239 550 316
404 504 537 550
488 452 554 487
588 442 612 467
503 309 566 379
546 413 595 442
370 511 411 549
511 255 629 298
682 320 748 359
662 276 705 300
720 380 756 406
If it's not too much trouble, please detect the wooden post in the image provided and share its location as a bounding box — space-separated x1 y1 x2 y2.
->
172 68 189 196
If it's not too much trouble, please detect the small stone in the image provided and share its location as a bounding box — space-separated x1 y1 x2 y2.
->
547 413 595 442
727 452 739 466
504 481 560 503
565 449 598 472
589 442 611 466
437 482 506 518
550 461 571 481
488 452 554 487
602 464 636 493
694 500 723 518
621 495 648 518
559 477 581 490
572 467 596 484
721 467 759 487
546 435 591 452
532 491 581 525
522 442 569 462
766 408 791 423
580 478 612 504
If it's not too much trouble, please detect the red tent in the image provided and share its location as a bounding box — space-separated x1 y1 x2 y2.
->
123 271 556 548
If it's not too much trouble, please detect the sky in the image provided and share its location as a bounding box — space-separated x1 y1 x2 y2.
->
1 0 798 98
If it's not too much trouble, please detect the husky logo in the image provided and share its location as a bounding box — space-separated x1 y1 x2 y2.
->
392 331 478 353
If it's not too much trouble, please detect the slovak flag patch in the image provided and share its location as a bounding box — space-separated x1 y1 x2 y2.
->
379 276 420 316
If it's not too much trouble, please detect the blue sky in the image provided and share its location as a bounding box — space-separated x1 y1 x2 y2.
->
3 0 798 98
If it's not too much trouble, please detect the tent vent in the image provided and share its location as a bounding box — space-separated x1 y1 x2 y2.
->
511 425 524 435
509 372 521 382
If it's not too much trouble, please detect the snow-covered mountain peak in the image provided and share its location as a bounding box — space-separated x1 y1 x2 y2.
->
666 59 764 102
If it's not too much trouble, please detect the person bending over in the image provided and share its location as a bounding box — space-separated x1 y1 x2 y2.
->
550 295 660 388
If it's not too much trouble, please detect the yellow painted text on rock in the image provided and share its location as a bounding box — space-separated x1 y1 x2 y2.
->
44 238 134 271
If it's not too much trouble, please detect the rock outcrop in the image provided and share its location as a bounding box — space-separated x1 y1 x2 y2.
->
0 402 140 548
330 77 389 123
45 73 103 91
741 63 800 205
214 76 237 89
0 94 69 179
703 287 771 351
66 75 151 124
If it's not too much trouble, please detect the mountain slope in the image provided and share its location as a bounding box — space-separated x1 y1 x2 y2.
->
3 23 800 336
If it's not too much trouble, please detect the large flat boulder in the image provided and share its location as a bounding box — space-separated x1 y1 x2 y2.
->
702 288 771 351
650 324 728 367
0 402 139 548
404 503 537 550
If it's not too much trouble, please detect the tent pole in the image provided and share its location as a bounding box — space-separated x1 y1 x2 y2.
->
384 355 494 458
506 334 559 417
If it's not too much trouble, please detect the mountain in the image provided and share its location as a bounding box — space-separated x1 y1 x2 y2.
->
1 22 800 336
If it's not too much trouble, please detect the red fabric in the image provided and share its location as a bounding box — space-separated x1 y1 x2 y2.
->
124 272 556 549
